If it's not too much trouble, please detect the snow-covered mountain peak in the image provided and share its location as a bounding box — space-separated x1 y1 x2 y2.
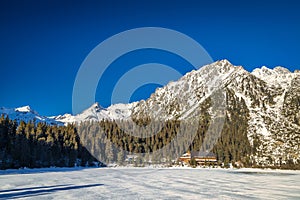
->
273 66 291 74
91 102 102 110
89 102 104 112
83 102 107 113
0 106 63 125
204 59 234 71
15 105 33 113
252 66 291 78
179 59 237 83
131 59 243 121
50 113 72 120
251 65 296 88
217 59 232 66
52 102 136 124
252 66 273 77
209 59 232 67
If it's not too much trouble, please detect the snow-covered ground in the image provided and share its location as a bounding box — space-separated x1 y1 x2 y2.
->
0 167 300 199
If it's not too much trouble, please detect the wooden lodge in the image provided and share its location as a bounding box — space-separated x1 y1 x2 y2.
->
179 151 217 166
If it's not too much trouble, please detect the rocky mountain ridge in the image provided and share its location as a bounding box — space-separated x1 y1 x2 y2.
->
1 60 299 167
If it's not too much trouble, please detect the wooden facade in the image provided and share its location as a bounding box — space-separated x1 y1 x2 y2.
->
179 151 217 165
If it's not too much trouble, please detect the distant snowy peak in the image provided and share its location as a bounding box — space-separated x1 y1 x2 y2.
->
252 65 291 76
251 65 296 88
54 102 136 124
50 113 75 124
0 106 63 125
1 105 37 116
105 103 136 119
273 66 291 74
90 102 104 111
15 105 33 113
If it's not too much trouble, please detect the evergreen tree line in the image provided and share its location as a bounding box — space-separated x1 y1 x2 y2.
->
76 95 253 167
77 117 252 167
0 115 99 169
1 87 298 169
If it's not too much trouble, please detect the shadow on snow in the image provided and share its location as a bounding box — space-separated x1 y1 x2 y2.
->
0 183 104 199
0 167 102 176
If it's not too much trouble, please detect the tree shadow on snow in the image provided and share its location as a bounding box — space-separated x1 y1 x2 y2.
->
0 183 104 199
0 167 102 176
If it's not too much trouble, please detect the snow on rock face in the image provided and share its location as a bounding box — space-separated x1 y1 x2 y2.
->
131 59 242 121
15 105 32 113
228 65 300 166
50 114 76 124
2 102 136 125
0 106 63 125
251 66 295 89
53 102 136 124
273 66 291 74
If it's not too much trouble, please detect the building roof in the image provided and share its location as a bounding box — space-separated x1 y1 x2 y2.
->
191 151 216 158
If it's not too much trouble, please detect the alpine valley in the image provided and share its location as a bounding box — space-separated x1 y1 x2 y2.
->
1 60 299 169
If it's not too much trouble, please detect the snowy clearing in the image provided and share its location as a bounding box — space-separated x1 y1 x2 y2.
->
0 167 300 199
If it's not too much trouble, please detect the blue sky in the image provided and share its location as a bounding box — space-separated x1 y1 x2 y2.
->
1 0 300 116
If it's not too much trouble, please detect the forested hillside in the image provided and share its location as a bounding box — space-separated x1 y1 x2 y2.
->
76 96 253 168
0 115 99 169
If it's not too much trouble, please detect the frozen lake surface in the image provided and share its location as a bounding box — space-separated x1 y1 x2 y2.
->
0 167 300 199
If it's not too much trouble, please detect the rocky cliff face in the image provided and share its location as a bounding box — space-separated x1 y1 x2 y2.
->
130 60 300 167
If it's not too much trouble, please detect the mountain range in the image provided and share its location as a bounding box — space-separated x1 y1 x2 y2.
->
1 59 300 167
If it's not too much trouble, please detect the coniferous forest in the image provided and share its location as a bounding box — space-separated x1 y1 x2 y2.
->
0 115 99 169
1 108 299 169
0 113 252 169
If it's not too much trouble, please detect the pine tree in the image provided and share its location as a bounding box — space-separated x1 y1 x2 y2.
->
105 142 114 164
117 148 125 165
